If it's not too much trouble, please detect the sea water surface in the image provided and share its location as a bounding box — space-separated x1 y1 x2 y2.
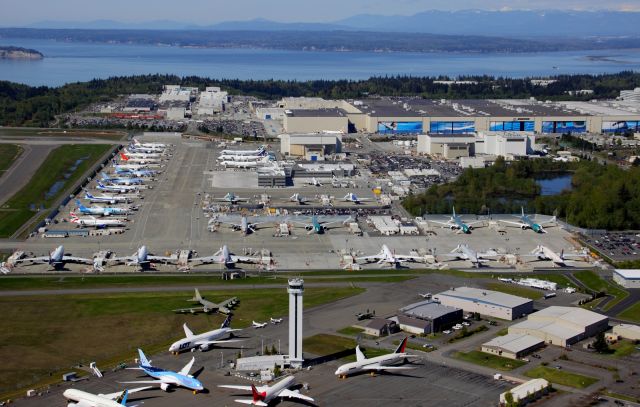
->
1 38 640 86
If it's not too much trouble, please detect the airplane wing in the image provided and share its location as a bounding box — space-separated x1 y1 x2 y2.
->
361 364 416 371
179 357 195 376
67 401 94 407
148 255 177 264
100 386 153 400
120 379 177 386
218 385 258 391
429 220 453 227
194 338 245 347
230 255 260 264
235 400 267 406
356 254 383 263
498 220 526 228
394 254 424 262
62 255 93 264
172 306 207 314
13 256 49 264
278 389 314 402
320 216 352 227
355 346 366 362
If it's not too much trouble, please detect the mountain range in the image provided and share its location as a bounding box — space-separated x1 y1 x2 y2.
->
22 10 640 37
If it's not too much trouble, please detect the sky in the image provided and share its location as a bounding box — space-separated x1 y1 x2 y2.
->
0 0 639 25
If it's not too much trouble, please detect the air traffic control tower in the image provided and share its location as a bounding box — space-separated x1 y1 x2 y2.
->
288 278 304 368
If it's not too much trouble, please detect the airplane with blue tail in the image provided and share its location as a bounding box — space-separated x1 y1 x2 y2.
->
114 166 156 178
121 349 204 393
101 173 145 186
63 386 152 407
288 214 352 234
499 207 556 233
76 200 130 217
84 191 133 204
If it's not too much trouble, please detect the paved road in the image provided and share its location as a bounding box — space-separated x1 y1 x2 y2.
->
0 144 55 206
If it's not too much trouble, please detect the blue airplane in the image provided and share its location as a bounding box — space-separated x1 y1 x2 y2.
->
121 349 204 394
114 166 156 177
499 207 556 233
101 173 145 186
76 200 129 216
288 214 352 234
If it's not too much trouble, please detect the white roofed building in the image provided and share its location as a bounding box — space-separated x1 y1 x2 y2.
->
613 269 640 288
482 333 544 359
434 287 533 321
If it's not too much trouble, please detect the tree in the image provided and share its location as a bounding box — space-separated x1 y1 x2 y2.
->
593 332 610 353
271 344 278 355
503 391 518 407
273 364 281 377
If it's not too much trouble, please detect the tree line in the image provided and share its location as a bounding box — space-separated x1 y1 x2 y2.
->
2 71 640 126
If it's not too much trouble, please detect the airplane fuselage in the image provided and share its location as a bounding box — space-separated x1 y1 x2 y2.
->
335 353 408 377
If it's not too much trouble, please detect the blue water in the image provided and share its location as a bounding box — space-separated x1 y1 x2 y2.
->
536 174 573 196
1 38 640 86
44 181 65 200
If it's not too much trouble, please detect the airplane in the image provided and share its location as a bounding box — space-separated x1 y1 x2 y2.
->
114 166 157 178
417 293 432 299
214 192 249 204
112 163 156 171
270 317 283 324
287 214 352 234
128 143 167 154
215 215 273 235
334 337 418 378
70 212 127 228
120 349 204 393
101 173 145 186
133 139 169 149
110 246 177 270
168 316 243 353
499 207 556 233
307 177 323 187
218 375 313 406
289 193 309 205
429 207 484 234
522 245 587 267
122 148 163 159
10 245 92 270
252 321 267 329
217 153 265 162
97 181 141 194
119 152 161 164
63 387 151 407
190 245 261 268
355 244 424 268
84 191 134 204
76 200 130 217
440 243 500 268
220 157 270 169
342 193 373 204
173 288 239 315
220 146 265 156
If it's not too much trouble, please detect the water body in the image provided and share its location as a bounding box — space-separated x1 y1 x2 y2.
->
1 38 640 86
536 174 573 196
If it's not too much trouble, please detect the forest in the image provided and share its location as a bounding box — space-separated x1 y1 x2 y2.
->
2 71 640 127
402 158 640 230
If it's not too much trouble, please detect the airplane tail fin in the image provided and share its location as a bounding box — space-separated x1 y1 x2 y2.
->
521 206 525 217
120 152 129 161
183 323 194 338
193 288 202 302
452 206 456 217
137 349 151 367
116 390 128 405
221 315 232 329
251 384 265 404
75 199 84 209
85 192 94 199
394 337 408 353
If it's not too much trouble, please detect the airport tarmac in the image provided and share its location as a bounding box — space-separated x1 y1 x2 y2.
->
1 135 594 273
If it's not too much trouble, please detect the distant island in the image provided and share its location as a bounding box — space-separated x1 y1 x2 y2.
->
0 46 43 60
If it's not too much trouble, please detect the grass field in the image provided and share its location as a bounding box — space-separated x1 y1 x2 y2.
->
485 282 544 300
454 350 526 371
0 144 113 238
0 274 412 291
609 340 639 358
525 366 599 388
337 326 365 336
0 144 23 174
0 127 126 141
0 287 363 396
573 270 629 311
618 302 640 323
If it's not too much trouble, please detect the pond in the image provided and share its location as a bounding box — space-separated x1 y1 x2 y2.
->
536 174 573 196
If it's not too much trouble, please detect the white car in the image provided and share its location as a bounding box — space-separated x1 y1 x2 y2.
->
443 330 452 334
462 322 470 326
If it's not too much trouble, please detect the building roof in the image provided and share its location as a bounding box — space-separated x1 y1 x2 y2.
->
501 379 549 402
287 108 348 117
613 324 640 334
400 300 461 320
366 318 394 330
614 269 640 279
528 306 608 327
394 315 431 330
436 287 533 309
483 333 544 353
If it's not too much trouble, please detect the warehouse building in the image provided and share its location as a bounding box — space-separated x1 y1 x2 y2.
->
197 87 228 115
389 315 432 335
417 132 535 158
613 269 640 288
159 85 197 102
509 306 609 347
481 333 544 360
283 109 349 134
433 287 533 321
500 379 550 406
612 324 640 341
399 300 463 332
363 318 398 337
279 133 342 160
417 134 476 158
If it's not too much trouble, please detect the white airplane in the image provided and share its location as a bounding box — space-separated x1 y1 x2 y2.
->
173 288 239 315
168 316 243 353
342 192 373 204
252 320 267 329
334 337 418 378
270 317 283 324
70 212 127 228
128 144 167 154
429 207 484 234
190 245 260 268
110 246 177 269
220 157 270 169
119 152 162 164
215 215 273 235
121 349 204 393
113 163 155 171
523 245 587 267
356 244 424 268
440 243 500 268
214 192 249 204
10 245 93 270
217 153 265 162
218 375 313 406
307 177 323 187
100 173 145 186
63 387 151 407
418 293 432 299
122 148 163 159
220 146 265 156
84 191 134 204
499 207 556 233
289 193 309 205
133 139 169 149
97 181 141 194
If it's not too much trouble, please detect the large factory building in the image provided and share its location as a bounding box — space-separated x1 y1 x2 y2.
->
434 287 533 321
